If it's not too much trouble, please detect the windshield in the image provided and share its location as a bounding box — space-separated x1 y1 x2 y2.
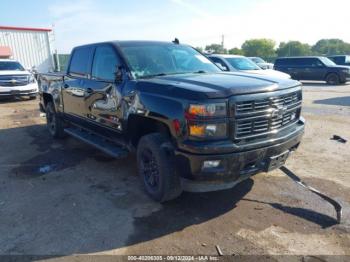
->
120 43 220 78
0 61 25 71
319 57 336 66
225 57 261 70
251 57 265 63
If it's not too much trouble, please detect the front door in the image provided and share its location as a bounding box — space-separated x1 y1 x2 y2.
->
83 44 123 135
300 58 327 81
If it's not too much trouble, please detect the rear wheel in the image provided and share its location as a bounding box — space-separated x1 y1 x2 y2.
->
137 133 182 202
46 101 66 138
326 73 340 85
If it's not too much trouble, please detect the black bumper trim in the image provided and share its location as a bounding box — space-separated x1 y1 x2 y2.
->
175 124 304 191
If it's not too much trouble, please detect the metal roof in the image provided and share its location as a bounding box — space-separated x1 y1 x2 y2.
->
0 25 52 32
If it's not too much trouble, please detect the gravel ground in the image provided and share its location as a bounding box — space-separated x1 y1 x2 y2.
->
0 82 349 258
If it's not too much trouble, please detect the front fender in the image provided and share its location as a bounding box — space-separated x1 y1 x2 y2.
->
124 92 186 137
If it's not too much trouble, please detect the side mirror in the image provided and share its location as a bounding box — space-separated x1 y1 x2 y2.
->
215 63 229 71
115 65 124 83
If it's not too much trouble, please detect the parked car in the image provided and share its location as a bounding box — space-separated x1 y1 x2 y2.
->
249 57 274 69
327 55 350 66
0 59 38 99
208 54 290 79
39 41 304 202
274 56 350 85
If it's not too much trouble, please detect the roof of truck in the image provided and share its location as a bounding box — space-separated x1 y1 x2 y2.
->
275 56 324 59
73 40 185 49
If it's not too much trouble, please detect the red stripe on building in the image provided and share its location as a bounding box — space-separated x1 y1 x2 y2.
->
0 25 52 32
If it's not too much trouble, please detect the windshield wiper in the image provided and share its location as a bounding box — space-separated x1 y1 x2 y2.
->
139 71 208 79
192 70 207 74
139 73 168 79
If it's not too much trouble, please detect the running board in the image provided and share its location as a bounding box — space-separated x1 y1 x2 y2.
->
64 127 129 159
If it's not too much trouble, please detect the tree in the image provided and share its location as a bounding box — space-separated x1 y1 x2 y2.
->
205 43 227 54
312 39 350 55
195 46 204 53
276 41 312 57
241 39 276 57
228 47 244 55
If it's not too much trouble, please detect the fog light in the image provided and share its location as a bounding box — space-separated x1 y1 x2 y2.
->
202 160 221 169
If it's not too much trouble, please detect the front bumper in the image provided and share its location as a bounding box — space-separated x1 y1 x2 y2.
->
0 83 38 97
340 72 350 82
175 118 305 192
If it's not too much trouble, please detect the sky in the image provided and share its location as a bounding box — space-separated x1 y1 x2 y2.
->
1 0 349 53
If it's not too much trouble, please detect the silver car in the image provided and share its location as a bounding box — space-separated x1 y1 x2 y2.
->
249 57 274 70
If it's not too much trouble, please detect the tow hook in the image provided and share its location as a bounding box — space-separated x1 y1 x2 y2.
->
280 166 342 224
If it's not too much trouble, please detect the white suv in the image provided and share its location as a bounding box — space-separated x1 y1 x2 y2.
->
0 59 38 99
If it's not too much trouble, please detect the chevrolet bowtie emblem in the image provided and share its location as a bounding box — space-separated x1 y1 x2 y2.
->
10 79 17 84
271 105 287 118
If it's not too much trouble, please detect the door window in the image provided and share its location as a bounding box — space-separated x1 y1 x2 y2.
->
310 59 324 67
92 45 120 81
69 47 94 77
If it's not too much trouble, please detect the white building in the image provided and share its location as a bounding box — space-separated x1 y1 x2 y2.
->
0 25 55 72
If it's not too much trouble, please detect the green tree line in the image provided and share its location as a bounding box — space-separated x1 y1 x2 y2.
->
197 38 350 61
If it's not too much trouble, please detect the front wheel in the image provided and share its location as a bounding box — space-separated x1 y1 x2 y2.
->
45 101 66 138
137 133 182 202
326 73 340 85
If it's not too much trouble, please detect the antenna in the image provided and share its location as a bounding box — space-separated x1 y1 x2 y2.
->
173 38 180 44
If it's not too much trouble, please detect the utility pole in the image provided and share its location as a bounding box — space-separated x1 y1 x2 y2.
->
221 34 224 49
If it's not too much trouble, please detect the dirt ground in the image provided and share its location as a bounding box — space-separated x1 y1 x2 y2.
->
0 82 349 258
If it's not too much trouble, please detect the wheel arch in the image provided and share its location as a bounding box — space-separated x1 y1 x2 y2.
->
127 115 174 148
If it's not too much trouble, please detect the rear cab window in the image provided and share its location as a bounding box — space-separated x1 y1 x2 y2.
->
68 46 94 78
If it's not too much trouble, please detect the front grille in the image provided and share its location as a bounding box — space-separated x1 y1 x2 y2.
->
234 91 301 139
236 92 299 116
0 75 29 87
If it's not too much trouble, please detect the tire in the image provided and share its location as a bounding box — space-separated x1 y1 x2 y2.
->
137 133 182 202
45 101 66 138
326 73 340 85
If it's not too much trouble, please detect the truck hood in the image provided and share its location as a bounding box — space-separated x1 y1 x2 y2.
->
328 65 350 70
0 70 30 76
137 72 300 99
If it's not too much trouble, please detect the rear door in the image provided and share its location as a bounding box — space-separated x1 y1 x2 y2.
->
280 59 299 79
63 46 94 119
83 44 124 133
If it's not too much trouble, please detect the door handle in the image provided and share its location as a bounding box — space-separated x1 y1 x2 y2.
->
86 88 93 94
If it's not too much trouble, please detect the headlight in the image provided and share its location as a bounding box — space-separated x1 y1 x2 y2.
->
188 123 227 138
186 103 227 139
188 103 226 117
29 74 36 83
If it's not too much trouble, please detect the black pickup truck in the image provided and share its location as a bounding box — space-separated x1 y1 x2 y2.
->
39 40 305 202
